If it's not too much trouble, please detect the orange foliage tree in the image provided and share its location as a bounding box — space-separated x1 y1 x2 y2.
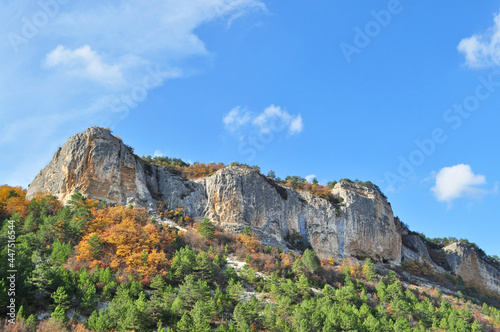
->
180 162 226 179
74 205 177 279
237 234 260 253
0 185 30 219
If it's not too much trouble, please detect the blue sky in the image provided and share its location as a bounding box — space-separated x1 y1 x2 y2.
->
1 1 499 256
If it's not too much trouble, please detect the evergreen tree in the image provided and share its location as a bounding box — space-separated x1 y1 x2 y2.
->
296 273 310 297
170 246 197 281
176 312 193 332
87 308 116 331
292 257 305 275
196 251 214 281
191 300 212 332
51 286 70 310
26 314 37 331
362 257 376 281
471 320 484 332
50 239 72 264
198 218 216 240
263 303 276 329
150 275 165 293
242 226 252 236
227 279 245 302
302 249 321 273
77 268 97 314
51 305 67 323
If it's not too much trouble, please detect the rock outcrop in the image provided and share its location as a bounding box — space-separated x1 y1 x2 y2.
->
401 230 446 272
26 127 500 295
443 243 500 296
28 127 156 207
27 127 401 264
332 183 401 264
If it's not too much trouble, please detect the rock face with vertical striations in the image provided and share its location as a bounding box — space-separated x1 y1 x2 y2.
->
27 127 155 207
26 127 500 296
443 242 500 296
401 230 446 272
27 127 401 264
331 182 401 264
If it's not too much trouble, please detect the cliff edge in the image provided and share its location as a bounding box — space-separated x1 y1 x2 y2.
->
27 127 401 264
27 127 500 296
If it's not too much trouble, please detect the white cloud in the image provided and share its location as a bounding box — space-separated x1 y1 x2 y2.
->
0 0 265 187
44 45 124 86
154 150 165 157
305 174 316 183
223 107 252 131
223 104 303 137
458 12 500 68
252 105 303 135
289 114 304 134
431 164 487 204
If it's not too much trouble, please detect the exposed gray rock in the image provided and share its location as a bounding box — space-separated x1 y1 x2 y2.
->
332 183 401 264
401 230 445 272
26 127 500 296
443 242 500 295
27 127 155 207
27 127 401 264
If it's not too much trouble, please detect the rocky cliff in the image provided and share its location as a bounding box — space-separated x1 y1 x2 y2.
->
401 230 446 272
400 231 500 295
27 127 400 264
331 183 401 264
27 127 500 295
443 243 500 296
27 127 155 207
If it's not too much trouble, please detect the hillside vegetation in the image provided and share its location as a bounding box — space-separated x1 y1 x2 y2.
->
0 185 499 331
141 156 386 206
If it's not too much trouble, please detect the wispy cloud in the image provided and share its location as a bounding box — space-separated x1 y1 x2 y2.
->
154 150 166 158
431 164 490 206
223 104 304 136
458 12 500 68
0 0 266 186
253 105 303 135
223 107 252 132
305 174 316 183
222 105 303 161
44 45 125 86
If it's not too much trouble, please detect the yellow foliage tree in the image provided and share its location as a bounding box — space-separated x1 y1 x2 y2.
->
0 185 30 219
74 205 175 278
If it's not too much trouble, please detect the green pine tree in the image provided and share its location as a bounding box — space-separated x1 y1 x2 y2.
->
191 300 212 332
362 258 376 281
176 312 193 332
198 218 216 240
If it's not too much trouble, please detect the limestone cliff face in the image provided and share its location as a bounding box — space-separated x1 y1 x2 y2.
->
27 127 154 206
27 127 401 264
27 127 500 295
401 230 446 272
443 243 500 295
26 127 500 296
332 183 401 264
200 167 343 261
